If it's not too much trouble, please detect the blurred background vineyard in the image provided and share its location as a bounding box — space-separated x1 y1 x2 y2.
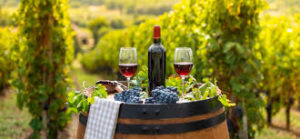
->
0 0 300 138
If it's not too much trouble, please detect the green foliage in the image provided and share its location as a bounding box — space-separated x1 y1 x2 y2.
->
13 0 74 138
130 67 235 107
67 84 107 113
131 66 148 90
110 18 125 29
88 16 109 45
167 76 236 107
185 78 236 107
91 84 108 98
166 76 182 93
166 75 197 96
81 29 126 73
218 95 236 107
186 79 218 101
0 28 14 91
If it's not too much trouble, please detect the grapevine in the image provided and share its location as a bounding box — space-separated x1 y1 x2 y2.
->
67 84 108 113
13 0 73 138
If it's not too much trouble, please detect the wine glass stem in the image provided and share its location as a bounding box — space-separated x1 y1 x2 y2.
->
127 77 130 89
181 77 185 97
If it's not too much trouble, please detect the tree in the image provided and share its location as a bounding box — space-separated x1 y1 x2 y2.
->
13 0 73 138
88 16 109 46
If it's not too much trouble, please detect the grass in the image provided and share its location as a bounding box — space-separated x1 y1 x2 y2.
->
273 108 300 128
256 107 300 139
257 127 299 139
71 59 117 90
71 67 102 89
0 91 31 139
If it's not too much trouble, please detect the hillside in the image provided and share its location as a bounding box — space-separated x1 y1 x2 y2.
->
266 0 300 16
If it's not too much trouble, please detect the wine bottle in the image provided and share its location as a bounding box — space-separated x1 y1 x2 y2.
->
148 25 166 93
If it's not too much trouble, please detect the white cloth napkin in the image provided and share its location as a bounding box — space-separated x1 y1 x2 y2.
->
85 97 122 139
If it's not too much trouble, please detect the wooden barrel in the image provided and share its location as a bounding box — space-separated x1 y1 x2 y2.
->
77 96 229 139
77 112 88 139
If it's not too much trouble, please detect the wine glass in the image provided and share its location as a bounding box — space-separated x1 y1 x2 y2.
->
174 47 193 95
119 47 138 88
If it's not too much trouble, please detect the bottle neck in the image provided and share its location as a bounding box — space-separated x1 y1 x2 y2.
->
153 38 161 44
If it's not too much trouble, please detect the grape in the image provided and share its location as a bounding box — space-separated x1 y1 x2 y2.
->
145 97 155 104
151 89 162 98
127 96 143 104
150 86 179 104
114 93 123 101
166 87 179 94
114 86 179 104
132 87 142 92
157 86 164 90
114 87 142 103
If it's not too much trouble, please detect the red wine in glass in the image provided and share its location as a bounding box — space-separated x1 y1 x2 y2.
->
174 62 193 77
119 64 138 78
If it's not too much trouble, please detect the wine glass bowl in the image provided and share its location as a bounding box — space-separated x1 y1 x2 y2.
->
174 47 193 78
173 62 193 78
119 47 138 88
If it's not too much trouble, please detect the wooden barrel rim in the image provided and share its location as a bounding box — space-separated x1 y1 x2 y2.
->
83 95 222 119
119 96 222 119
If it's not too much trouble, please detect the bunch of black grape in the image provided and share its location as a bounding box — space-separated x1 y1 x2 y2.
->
114 87 143 103
145 86 179 104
